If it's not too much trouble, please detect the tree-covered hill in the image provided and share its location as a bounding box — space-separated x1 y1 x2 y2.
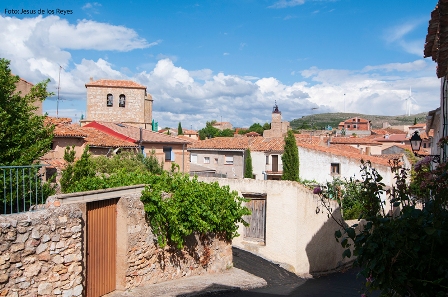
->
289 112 428 130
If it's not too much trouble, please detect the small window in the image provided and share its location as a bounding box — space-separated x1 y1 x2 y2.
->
204 157 210 164
423 143 427 148
191 154 197 163
331 163 340 175
357 119 360 122
347 125 350 128
107 94 113 107
266 155 269 165
163 147 173 161
214 158 218 164
225 156 234 165
352 119 356 121
353 124 357 128
119 94 125 107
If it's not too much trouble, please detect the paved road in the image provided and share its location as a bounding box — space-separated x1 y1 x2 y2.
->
200 247 378 297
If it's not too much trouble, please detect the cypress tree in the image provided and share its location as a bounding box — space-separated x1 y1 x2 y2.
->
281 130 299 181
244 149 253 178
178 122 183 135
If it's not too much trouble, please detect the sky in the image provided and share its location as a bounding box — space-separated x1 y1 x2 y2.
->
0 0 441 129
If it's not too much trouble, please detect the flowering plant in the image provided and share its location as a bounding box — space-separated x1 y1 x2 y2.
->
316 159 448 297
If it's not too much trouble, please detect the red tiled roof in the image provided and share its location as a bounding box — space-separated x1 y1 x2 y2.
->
85 121 191 144
250 138 284 152
245 132 261 137
54 125 87 138
372 134 408 142
82 127 138 148
85 79 147 89
296 141 391 167
424 1 448 78
44 117 73 126
183 129 198 135
372 128 407 135
409 123 426 129
189 137 255 150
329 137 381 145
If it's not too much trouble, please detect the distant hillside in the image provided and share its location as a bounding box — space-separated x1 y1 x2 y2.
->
289 112 428 130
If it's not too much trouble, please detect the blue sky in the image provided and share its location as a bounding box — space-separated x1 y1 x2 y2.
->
0 0 440 129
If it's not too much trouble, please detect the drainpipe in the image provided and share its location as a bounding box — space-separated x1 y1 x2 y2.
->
139 128 143 154
242 150 245 178
262 171 267 180
182 144 185 173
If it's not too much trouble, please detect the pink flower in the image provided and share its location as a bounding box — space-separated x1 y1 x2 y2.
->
313 187 322 194
361 294 367 297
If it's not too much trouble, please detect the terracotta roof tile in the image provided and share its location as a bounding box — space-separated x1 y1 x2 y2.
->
189 137 254 150
372 128 407 135
296 141 392 167
82 127 138 148
86 121 191 144
183 129 198 135
330 136 381 145
85 79 147 89
424 1 448 78
54 124 88 138
372 134 408 142
44 116 73 126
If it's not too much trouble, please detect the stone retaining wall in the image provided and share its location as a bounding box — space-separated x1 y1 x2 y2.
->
120 193 232 290
0 204 83 297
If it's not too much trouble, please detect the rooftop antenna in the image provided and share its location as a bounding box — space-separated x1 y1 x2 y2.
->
56 64 65 118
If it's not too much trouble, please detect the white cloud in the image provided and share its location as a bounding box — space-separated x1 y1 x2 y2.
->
269 0 305 9
363 60 427 72
223 52 230 56
384 19 427 56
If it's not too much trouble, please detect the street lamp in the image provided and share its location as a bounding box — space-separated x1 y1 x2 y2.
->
409 131 440 163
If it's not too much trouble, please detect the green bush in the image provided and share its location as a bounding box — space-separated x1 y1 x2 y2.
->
141 173 250 248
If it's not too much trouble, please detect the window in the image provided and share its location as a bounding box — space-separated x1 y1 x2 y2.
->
163 147 174 161
347 125 351 128
353 124 357 128
266 155 269 165
423 143 427 148
225 156 234 165
214 158 218 164
191 154 197 163
107 94 113 107
331 163 340 175
204 157 210 164
119 94 125 107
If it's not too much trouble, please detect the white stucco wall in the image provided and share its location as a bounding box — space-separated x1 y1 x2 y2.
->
198 177 350 277
298 147 394 187
251 152 283 180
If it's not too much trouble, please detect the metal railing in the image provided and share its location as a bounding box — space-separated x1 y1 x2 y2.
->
1 165 47 215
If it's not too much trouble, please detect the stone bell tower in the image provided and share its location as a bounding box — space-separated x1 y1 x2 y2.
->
263 101 290 138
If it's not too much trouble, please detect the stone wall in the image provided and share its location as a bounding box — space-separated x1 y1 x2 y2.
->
85 86 152 128
118 193 232 290
0 204 83 297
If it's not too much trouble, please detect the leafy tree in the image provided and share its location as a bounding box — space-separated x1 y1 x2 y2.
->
248 123 264 135
244 149 253 178
263 122 271 130
0 58 54 166
60 145 95 193
198 120 234 139
178 122 183 135
316 159 448 297
281 130 299 181
218 128 234 137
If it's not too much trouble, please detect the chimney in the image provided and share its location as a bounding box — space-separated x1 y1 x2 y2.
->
89 77 93 82
366 147 371 156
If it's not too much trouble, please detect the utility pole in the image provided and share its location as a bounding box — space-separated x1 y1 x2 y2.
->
56 65 64 118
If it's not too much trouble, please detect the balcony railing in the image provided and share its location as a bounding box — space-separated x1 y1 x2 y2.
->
1 165 47 215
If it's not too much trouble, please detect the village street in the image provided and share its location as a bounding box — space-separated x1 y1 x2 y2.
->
201 247 379 297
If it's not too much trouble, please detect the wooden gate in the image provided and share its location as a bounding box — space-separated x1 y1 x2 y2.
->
243 194 267 242
87 199 118 297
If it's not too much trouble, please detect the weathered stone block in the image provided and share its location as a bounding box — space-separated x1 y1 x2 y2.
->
37 282 53 295
36 242 48 254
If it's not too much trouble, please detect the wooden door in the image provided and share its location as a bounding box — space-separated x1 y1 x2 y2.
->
87 199 118 297
244 198 266 242
272 155 278 172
